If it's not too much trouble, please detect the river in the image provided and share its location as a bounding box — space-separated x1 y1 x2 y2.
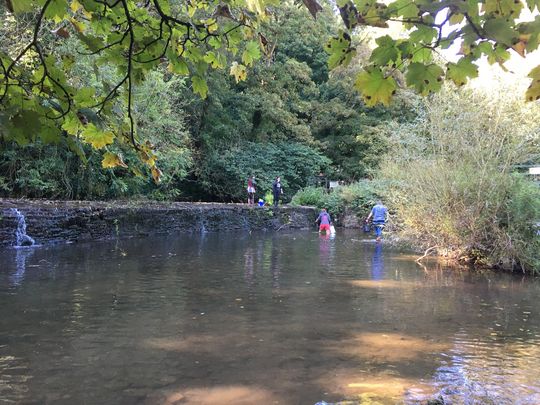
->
1 230 539 404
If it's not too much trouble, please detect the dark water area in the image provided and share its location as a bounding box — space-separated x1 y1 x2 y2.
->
1 231 540 405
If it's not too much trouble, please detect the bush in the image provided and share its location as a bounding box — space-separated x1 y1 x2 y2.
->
291 180 385 223
377 86 540 272
500 176 540 271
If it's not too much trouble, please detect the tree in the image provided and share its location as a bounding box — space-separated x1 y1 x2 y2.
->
4 0 540 175
1 0 272 177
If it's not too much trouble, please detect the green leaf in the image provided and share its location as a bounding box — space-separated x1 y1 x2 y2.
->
526 0 540 11
485 0 523 17
241 41 261 67
324 30 356 69
191 76 208 98
409 26 438 44
168 57 189 75
74 87 96 107
39 124 62 144
11 0 40 13
370 35 400 66
487 44 510 64
44 0 69 22
484 18 518 45
354 67 397 106
446 57 479 86
405 62 444 95
411 46 433 63
62 113 81 135
80 123 114 149
388 0 419 20
9 110 41 145
525 64 540 101
203 51 226 69
66 137 87 163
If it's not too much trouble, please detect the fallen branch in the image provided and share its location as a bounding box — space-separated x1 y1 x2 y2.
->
416 245 438 263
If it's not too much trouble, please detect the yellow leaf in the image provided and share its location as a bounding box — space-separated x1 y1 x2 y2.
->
151 166 162 184
102 151 128 168
70 0 81 12
80 124 114 149
70 17 85 33
230 61 247 83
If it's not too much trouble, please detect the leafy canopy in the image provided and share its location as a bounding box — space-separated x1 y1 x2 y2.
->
1 0 274 179
326 0 540 106
4 0 540 175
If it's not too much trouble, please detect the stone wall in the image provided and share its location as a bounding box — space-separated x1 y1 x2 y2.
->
0 199 318 247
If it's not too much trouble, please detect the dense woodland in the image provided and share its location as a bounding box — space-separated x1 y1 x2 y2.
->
0 0 539 271
0 3 414 201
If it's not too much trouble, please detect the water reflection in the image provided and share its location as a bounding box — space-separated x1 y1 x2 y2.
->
370 243 384 280
11 247 36 286
425 330 540 404
269 237 280 289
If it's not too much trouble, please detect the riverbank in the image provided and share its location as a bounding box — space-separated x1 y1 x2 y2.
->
0 199 318 247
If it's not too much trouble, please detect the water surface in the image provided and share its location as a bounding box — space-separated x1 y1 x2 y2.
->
1 231 540 404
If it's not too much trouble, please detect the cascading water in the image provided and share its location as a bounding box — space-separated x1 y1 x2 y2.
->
11 208 35 247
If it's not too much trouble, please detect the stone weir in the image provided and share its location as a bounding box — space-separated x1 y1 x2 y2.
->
0 199 318 247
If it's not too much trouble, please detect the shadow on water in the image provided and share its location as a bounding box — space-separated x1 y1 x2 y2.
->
1 231 540 404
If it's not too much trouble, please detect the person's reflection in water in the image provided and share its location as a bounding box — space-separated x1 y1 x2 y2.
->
244 246 255 290
370 242 384 280
270 238 280 290
319 232 330 266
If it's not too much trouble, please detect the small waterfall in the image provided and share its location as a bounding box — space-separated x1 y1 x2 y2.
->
11 209 35 247
198 209 207 234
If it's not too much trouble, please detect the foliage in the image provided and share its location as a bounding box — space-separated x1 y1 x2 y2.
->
328 0 540 106
5 0 540 175
378 85 540 272
291 180 383 222
197 142 331 202
0 69 192 199
0 0 271 175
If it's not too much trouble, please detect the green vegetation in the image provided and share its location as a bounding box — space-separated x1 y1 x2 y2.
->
4 0 540 171
1 1 540 272
378 86 540 272
292 83 540 272
291 180 384 222
0 1 409 200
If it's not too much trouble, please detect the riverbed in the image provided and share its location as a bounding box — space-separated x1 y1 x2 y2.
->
1 231 539 404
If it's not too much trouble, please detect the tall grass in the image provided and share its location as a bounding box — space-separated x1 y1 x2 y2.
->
379 85 540 272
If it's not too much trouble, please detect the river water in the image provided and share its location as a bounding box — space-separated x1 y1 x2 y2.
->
1 231 539 405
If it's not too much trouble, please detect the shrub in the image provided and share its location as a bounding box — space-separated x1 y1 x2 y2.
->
291 180 386 223
377 85 540 272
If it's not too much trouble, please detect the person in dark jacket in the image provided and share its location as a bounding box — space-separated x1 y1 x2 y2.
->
272 176 283 207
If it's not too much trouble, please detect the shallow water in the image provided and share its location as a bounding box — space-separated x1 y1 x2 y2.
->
1 231 540 405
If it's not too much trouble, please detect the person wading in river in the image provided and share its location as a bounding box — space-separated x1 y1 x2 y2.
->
316 208 332 235
247 175 256 205
272 176 283 207
366 200 388 242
